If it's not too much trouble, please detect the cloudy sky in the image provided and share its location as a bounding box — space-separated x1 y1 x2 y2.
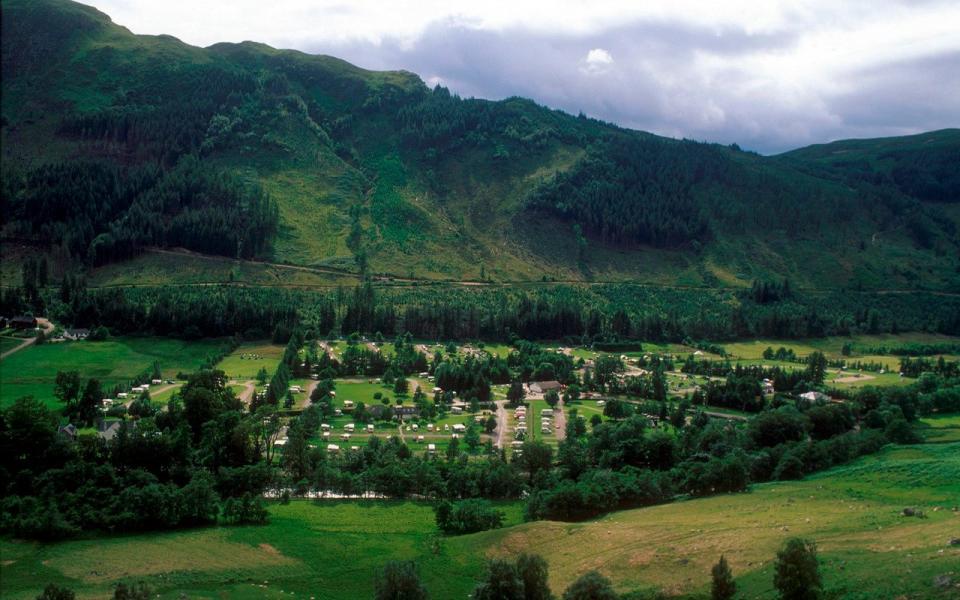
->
88 0 959 153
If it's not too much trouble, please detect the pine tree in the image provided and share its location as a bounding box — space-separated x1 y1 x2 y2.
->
711 555 736 600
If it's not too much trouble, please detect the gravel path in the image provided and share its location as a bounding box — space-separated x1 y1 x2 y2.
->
0 318 54 360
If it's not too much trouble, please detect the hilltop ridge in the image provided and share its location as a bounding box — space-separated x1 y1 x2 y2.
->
2 0 958 290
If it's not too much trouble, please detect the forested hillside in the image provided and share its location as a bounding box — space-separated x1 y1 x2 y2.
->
1 0 958 290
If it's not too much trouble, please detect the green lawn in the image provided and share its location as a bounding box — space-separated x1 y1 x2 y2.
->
2 443 956 599
722 333 960 361
0 337 227 410
216 343 284 380
478 442 960 598
0 336 23 354
918 413 960 443
0 500 524 600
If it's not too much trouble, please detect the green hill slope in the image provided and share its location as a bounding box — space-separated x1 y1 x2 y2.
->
2 0 958 290
2 440 957 599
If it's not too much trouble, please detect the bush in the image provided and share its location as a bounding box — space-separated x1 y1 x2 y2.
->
374 560 429 600
773 538 821 600
87 326 109 341
563 570 618 600
678 453 749 497
434 499 504 534
221 493 268 525
884 418 921 444
36 584 75 600
525 468 672 521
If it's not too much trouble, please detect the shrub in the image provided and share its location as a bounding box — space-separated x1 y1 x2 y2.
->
374 560 429 600
773 538 821 600
563 570 617 600
434 499 504 534
221 493 268 525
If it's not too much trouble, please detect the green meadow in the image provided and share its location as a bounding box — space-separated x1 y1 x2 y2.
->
216 343 285 380
0 336 23 354
0 337 227 409
2 439 956 599
720 332 960 361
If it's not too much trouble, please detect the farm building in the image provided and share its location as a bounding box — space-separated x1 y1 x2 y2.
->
97 420 136 442
10 315 37 330
800 391 830 403
529 381 563 394
57 424 78 442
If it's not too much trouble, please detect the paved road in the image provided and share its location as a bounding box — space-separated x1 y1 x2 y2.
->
494 400 509 448
0 318 54 360
554 399 567 441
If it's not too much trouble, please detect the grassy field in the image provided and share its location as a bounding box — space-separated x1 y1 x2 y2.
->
918 414 960 443
0 336 23 354
0 337 227 410
0 500 525 600
2 440 956 599
721 333 960 361
84 250 360 289
480 441 960 598
216 343 284 380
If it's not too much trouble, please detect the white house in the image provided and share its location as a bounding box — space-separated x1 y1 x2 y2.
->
800 391 829 403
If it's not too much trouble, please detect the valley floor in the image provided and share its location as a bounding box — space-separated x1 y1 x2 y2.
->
2 431 958 600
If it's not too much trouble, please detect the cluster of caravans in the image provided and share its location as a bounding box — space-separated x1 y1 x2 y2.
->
98 378 172 410
510 404 558 454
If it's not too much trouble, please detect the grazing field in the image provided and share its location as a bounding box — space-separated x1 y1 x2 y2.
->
85 249 358 289
0 336 22 354
0 501 525 600
216 343 284 380
918 414 960 443
480 441 960 598
0 337 227 409
721 333 960 361
1 442 955 599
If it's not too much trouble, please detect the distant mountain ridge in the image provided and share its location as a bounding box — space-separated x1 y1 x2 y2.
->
1 0 958 291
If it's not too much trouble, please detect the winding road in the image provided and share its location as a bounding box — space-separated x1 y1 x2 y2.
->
0 318 54 360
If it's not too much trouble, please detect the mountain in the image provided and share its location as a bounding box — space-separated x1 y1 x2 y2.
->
2 0 958 291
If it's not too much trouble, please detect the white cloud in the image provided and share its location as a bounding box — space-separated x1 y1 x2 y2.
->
582 48 614 74
84 0 960 152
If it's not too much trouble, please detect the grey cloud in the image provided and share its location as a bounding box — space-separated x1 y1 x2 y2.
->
299 18 958 154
